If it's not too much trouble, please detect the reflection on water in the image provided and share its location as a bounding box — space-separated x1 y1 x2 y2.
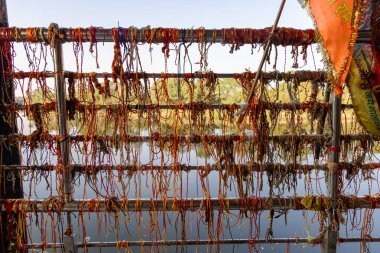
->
19 140 380 253
15 112 380 253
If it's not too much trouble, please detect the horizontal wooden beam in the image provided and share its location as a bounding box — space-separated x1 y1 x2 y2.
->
0 27 372 45
0 101 354 113
9 70 327 82
13 237 380 249
2 162 379 173
0 133 377 144
1 195 379 213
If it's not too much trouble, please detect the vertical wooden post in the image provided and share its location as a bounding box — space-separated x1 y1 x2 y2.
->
53 29 72 205
314 84 331 160
51 23 76 252
321 93 341 253
0 0 23 252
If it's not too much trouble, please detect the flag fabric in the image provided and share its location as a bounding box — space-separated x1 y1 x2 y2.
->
299 0 364 95
301 0 380 136
347 1 380 136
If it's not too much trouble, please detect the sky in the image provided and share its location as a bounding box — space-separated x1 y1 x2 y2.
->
6 0 323 95
7 0 313 28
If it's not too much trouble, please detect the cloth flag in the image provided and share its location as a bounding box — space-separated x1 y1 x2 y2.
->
300 0 364 95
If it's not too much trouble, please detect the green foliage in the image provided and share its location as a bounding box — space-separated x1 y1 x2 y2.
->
19 79 362 137
150 78 244 104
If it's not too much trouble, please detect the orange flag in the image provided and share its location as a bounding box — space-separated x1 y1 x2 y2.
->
300 0 363 95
